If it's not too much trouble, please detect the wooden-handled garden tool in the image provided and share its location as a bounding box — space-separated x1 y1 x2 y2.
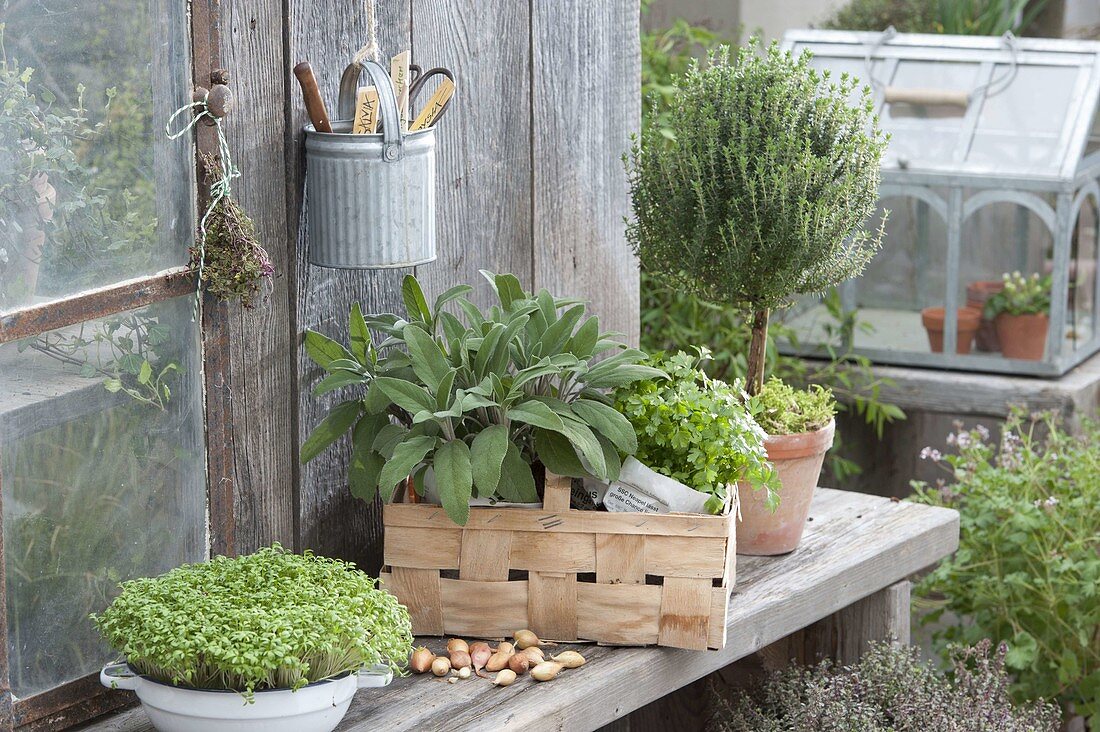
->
293 61 333 133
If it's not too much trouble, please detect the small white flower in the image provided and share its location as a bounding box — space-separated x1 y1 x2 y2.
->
1045 496 1059 507
919 447 942 461
976 425 990 441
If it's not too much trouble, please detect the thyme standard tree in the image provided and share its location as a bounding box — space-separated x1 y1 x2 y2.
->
627 42 887 396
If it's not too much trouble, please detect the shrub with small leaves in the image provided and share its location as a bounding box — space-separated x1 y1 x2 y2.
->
626 41 887 394
750 377 835 436
91 545 413 699
613 348 776 513
709 640 1062 732
912 412 1100 726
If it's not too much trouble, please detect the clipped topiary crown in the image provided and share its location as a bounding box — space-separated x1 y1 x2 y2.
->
91 545 413 698
627 41 887 393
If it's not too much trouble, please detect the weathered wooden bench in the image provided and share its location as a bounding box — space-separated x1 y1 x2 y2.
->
77 488 958 732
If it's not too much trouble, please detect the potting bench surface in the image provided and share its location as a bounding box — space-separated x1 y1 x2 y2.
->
76 488 958 732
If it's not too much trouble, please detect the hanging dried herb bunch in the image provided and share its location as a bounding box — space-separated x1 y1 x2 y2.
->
191 151 273 308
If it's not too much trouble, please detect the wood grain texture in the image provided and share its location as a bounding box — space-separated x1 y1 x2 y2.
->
657 577 713 651
439 578 529 638
219 0 297 554
384 527 462 569
289 0 411 573
531 0 640 346
78 489 959 732
385 503 734 537
410 0 533 309
380 567 444 635
509 531 596 572
596 534 645 584
762 580 912 668
577 583 662 645
457 529 512 581
646 535 728 578
528 571 579 642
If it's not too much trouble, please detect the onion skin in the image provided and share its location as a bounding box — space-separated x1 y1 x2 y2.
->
497 641 515 655
492 669 517 687
471 645 493 677
449 650 472 669
520 647 544 665
431 657 451 677
485 650 512 672
507 653 530 675
530 661 564 681
550 651 587 669
447 638 469 655
410 647 435 674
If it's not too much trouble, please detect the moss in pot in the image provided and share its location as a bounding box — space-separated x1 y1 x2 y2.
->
92 545 412 732
739 378 836 555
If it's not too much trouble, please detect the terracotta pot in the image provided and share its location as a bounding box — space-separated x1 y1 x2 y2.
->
966 280 1004 352
920 306 981 354
994 312 1048 360
737 419 835 556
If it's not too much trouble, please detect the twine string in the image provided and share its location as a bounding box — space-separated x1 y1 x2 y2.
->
353 0 382 66
166 95 241 320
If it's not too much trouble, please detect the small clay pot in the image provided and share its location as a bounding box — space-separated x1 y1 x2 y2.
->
966 280 1004 352
995 312 1049 360
920 307 981 354
737 419 835 556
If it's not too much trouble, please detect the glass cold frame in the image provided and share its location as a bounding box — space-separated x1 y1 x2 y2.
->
0 297 206 699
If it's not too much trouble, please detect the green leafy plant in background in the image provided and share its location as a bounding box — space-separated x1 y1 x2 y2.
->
627 41 887 396
709 640 1062 731
983 271 1052 318
640 0 731 143
92 545 413 699
300 272 664 525
750 377 835 436
22 310 181 410
821 0 1051 35
912 412 1100 726
612 348 776 513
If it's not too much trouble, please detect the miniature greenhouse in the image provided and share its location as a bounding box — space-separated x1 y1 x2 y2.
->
780 30 1100 376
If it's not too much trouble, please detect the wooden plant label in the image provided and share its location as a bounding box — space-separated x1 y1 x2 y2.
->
410 77 455 131
352 86 380 134
390 50 411 131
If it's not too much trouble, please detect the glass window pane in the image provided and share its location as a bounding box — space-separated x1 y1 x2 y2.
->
880 61 979 169
0 296 205 698
0 0 195 311
968 66 1080 175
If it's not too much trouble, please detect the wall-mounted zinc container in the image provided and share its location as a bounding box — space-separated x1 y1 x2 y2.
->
304 60 436 269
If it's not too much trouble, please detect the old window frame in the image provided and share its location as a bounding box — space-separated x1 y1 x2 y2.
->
0 1 233 728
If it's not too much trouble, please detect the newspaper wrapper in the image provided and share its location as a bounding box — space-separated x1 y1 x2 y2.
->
580 457 715 515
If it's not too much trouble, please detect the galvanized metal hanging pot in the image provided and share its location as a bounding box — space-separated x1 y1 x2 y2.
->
303 60 436 269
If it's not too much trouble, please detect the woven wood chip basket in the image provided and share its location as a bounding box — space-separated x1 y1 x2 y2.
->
380 473 735 650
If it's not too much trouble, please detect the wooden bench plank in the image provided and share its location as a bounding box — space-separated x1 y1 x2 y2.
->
75 489 958 732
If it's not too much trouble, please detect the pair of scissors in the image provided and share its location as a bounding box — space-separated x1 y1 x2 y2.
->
407 64 456 130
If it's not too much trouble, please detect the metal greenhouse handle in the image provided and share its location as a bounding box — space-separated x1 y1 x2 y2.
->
884 86 970 108
337 60 404 163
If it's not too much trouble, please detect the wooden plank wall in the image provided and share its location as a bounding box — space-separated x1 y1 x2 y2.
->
258 0 640 572
218 0 297 555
